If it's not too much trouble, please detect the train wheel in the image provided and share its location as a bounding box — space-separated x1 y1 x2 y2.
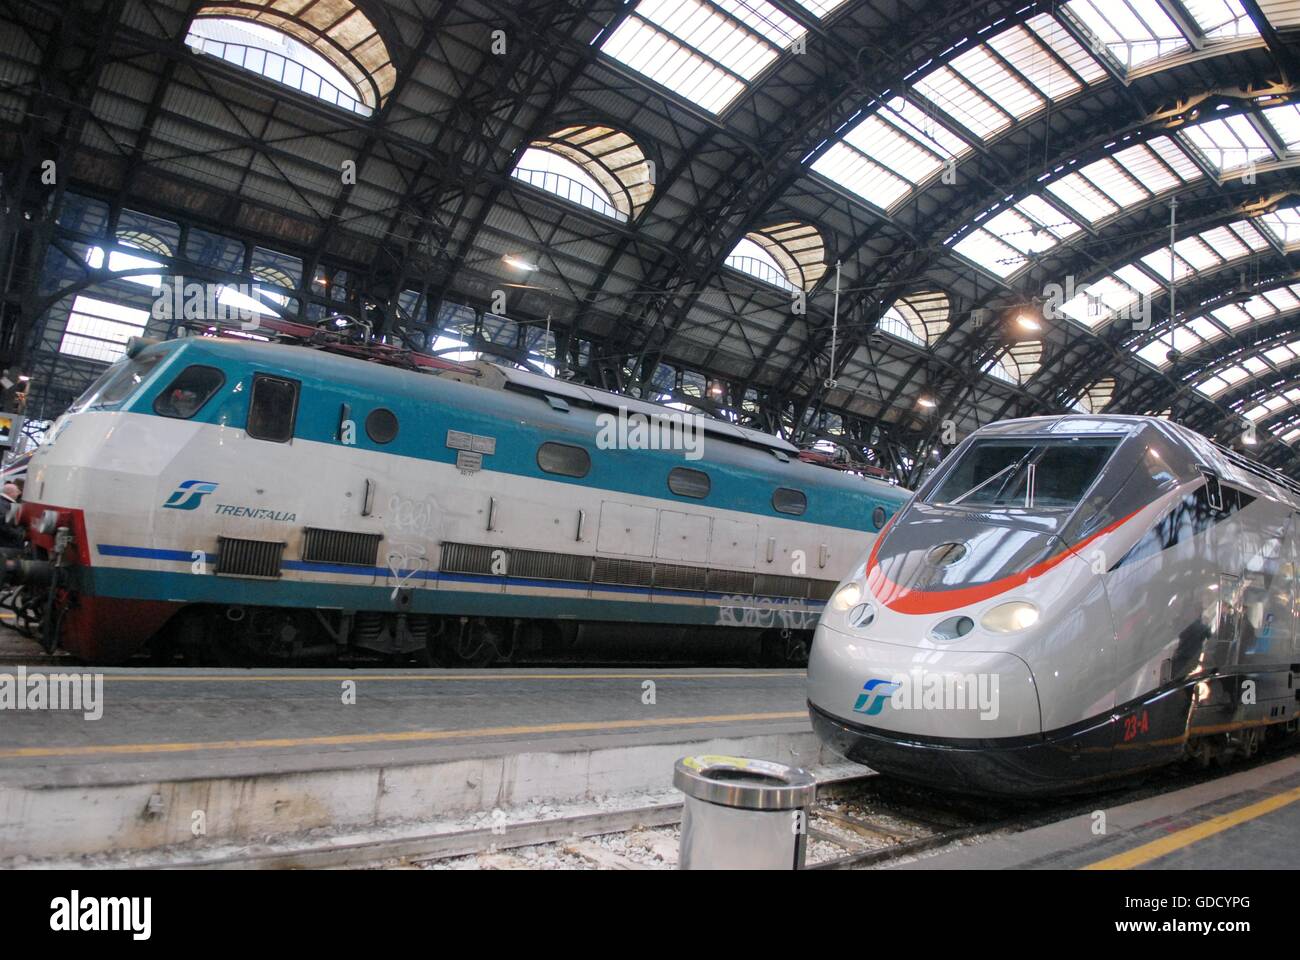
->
759 629 809 667
442 619 502 668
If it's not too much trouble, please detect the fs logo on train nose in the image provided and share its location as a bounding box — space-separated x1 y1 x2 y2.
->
853 678 900 716
163 480 218 511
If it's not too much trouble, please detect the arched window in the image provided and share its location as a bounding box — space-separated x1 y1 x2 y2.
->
512 126 652 221
1073 378 1114 414
878 290 949 346
985 341 1041 385
186 1 395 115
725 222 826 292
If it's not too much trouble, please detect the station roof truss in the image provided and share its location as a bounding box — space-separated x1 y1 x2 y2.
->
2 0 1300 484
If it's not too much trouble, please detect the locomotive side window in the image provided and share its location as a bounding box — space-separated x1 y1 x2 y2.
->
772 487 807 515
365 408 399 444
537 442 590 478
246 374 300 443
668 467 710 499
154 365 225 419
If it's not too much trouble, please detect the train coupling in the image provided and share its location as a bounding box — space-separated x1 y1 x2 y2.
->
0 556 53 587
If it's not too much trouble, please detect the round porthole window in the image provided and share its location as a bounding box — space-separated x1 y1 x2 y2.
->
365 408 399 444
872 506 887 530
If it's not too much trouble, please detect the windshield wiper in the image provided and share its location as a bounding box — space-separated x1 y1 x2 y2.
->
950 461 1019 505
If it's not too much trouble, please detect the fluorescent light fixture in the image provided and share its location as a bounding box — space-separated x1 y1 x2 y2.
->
502 255 539 272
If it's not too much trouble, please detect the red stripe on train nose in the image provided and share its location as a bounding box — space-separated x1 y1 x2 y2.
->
866 507 1145 616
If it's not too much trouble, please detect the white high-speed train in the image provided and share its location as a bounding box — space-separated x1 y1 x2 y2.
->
808 415 1300 796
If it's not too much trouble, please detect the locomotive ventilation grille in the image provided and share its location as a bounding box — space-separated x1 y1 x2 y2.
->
437 542 834 601
654 563 708 592
509 548 594 582
302 527 383 567
216 537 286 579
593 557 655 586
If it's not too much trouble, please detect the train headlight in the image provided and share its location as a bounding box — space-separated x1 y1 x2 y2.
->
36 509 59 535
930 615 974 642
830 581 863 612
980 601 1040 633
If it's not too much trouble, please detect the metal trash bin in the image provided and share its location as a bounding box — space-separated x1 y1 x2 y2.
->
673 754 818 870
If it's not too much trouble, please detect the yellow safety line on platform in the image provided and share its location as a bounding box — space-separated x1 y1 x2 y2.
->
83 671 802 683
0 711 808 759
1083 784 1300 870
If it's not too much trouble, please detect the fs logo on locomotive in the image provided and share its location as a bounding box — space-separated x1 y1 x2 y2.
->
163 479 218 511
853 678 900 716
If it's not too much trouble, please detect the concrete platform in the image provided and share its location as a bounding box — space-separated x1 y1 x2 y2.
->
895 753 1300 870
0 665 827 861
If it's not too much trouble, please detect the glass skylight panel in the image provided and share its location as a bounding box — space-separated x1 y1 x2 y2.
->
1173 235 1224 272
1188 315 1225 341
60 295 150 363
792 0 850 15
879 97 971 159
1046 172 1119 223
986 24 1081 100
1242 354 1270 374
1182 0 1260 38
1265 285 1300 312
1141 248 1193 283
957 196 1081 276
1026 14 1109 84
1196 375 1228 397
1137 340 1170 367
1047 137 1201 225
1115 263 1163 296
1261 104 1300 150
1083 156 1151 208
1148 135 1206 181
600 0 809 114
1211 303 1252 329
811 142 911 209
1065 0 1189 70
1182 115 1274 172
949 45 1045 120
1265 343 1297 365
1261 207 1300 246
952 229 1023 277
1220 364 1251 388
1113 139 1186 194
811 96 971 209
913 67 1009 140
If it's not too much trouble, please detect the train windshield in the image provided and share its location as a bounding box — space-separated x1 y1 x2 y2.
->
929 437 1121 511
66 352 165 415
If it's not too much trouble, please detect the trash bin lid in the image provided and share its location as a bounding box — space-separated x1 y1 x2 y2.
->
673 754 817 811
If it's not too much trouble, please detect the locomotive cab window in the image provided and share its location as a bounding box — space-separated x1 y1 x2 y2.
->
772 487 807 515
246 374 300 443
154 365 225 419
537 442 590 478
668 467 710 499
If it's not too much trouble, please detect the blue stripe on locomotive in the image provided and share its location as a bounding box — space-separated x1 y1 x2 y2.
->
114 338 908 531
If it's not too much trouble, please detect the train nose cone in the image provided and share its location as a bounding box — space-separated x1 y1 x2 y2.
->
806 621 1042 740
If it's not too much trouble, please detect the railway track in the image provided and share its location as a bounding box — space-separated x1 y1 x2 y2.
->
137 738 1300 871
149 774 1071 870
